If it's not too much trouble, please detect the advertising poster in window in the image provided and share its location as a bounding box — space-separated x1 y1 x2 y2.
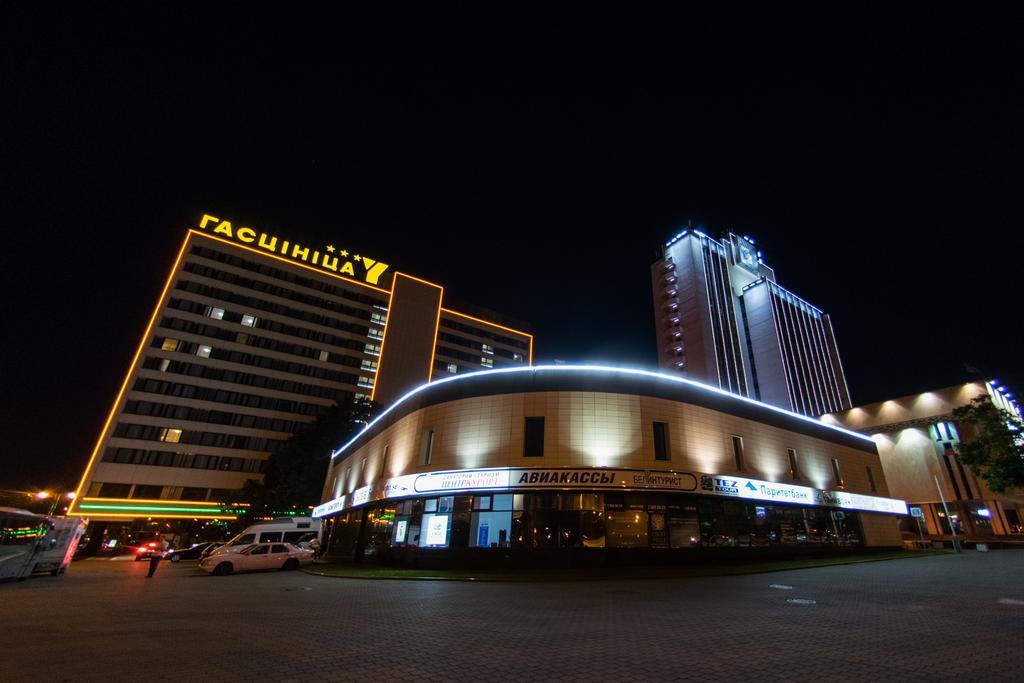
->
423 514 448 546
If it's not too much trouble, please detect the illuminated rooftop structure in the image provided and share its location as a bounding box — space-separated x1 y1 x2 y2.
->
653 229 850 417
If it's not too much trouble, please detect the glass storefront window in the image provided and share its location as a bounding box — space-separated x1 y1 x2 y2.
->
470 511 512 547
667 510 700 548
969 505 993 528
606 510 648 547
936 509 965 535
326 492 866 554
493 494 513 511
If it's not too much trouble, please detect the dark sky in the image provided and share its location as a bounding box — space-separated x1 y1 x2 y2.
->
3 11 1022 489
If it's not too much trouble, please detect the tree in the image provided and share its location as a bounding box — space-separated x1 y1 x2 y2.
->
952 395 1024 493
241 398 372 511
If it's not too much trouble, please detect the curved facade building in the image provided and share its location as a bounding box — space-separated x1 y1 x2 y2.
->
316 366 906 557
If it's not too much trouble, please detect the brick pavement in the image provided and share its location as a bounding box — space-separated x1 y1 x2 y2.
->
4 552 1023 682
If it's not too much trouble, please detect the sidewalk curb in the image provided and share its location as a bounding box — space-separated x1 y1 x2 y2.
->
299 550 947 583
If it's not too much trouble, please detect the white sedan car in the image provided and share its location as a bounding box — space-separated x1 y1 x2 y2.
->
199 542 314 576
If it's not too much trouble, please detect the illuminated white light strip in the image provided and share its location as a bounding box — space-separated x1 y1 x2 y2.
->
330 365 875 461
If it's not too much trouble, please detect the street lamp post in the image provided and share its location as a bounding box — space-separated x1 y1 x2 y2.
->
934 475 962 553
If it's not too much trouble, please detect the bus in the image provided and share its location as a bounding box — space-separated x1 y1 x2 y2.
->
1 508 88 580
33 517 87 575
1 507 47 581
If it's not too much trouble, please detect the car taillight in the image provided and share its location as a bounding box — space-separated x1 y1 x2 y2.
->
137 547 147 553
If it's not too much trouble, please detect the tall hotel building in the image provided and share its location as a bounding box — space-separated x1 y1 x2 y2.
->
69 213 532 521
652 229 851 417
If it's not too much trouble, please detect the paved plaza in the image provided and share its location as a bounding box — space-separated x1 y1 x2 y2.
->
5 551 1023 682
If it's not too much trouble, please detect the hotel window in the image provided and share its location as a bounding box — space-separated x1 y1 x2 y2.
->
653 422 670 461
357 376 374 389
318 350 330 362
421 429 435 466
158 359 171 372
241 314 258 327
446 363 458 374
866 466 877 493
161 338 180 352
367 328 384 341
131 484 163 499
481 357 493 368
524 417 545 457
158 428 182 444
180 487 208 501
788 449 800 480
370 312 387 325
364 343 381 356
236 332 249 344
205 306 225 320
731 436 745 471
361 359 378 373
195 344 212 358
96 482 131 498
831 458 844 488
354 393 369 403
482 343 494 355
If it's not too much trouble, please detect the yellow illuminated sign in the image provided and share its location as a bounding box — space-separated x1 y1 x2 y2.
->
197 213 390 286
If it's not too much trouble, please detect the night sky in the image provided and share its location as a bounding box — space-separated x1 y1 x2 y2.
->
3 12 1022 489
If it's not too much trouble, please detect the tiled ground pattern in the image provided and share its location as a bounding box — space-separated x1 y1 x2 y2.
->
4 552 1023 682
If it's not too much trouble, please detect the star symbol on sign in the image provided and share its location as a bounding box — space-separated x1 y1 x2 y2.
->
339 250 349 257
353 254 361 262
325 245 336 253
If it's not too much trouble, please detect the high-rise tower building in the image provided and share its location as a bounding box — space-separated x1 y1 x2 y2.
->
651 228 850 416
69 212 532 521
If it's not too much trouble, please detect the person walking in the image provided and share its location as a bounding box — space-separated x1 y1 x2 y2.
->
146 537 170 578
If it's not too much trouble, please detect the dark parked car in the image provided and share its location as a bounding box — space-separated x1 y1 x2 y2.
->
167 542 221 562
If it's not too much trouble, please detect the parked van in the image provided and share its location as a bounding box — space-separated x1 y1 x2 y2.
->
209 517 320 557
